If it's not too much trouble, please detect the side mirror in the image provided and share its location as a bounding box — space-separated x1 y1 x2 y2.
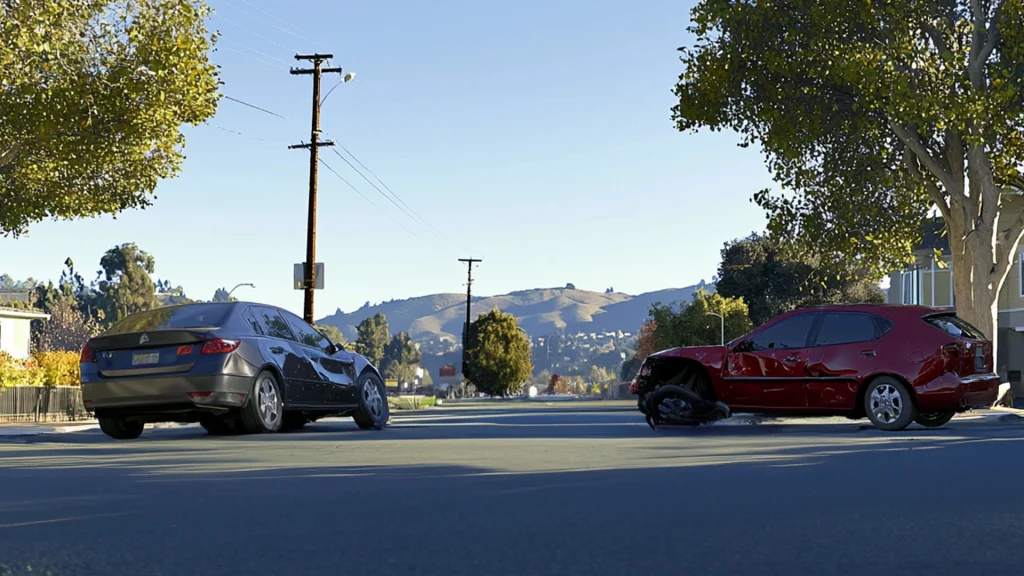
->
327 342 344 355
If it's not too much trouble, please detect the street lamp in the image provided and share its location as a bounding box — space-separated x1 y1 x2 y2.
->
705 311 724 346
227 283 255 299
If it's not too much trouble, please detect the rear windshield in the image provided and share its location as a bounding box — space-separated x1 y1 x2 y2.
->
104 303 235 335
925 314 986 340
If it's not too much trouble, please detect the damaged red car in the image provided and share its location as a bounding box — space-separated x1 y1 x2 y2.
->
630 304 999 431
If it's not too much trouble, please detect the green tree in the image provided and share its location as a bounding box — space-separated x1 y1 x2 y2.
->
95 243 157 324
717 233 884 326
0 0 220 237
156 280 192 306
672 0 1024 352
648 289 753 352
33 296 101 353
465 309 533 397
355 313 390 366
381 332 422 383
314 324 347 348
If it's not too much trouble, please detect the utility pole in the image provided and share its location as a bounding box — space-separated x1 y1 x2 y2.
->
289 53 343 324
459 258 482 376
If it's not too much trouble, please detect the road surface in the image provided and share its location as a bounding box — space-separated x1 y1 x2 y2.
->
1 403 1023 576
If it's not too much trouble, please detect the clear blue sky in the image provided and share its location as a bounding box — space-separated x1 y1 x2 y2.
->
1 0 774 319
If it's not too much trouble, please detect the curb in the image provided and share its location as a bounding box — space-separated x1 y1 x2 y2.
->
0 423 98 437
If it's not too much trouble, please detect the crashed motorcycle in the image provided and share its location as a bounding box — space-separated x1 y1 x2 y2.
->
631 357 730 430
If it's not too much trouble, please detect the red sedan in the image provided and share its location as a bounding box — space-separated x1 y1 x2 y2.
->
630 304 999 431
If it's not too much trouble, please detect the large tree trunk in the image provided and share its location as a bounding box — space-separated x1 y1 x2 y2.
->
943 167 1022 375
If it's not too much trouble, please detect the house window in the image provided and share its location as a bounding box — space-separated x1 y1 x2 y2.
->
1019 251 1024 298
901 268 920 305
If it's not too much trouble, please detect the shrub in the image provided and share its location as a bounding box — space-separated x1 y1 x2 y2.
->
34 351 81 387
0 352 46 388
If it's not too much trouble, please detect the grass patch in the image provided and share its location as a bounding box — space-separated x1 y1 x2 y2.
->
388 395 436 410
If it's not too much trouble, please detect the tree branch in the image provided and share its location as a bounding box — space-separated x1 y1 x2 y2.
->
922 21 950 55
978 0 1004 65
904 144 953 223
891 122 957 192
0 143 22 169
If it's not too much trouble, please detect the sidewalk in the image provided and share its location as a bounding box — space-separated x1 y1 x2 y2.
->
0 420 98 436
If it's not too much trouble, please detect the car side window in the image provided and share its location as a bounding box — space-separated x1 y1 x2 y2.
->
253 306 294 340
242 307 264 336
282 311 332 352
749 314 816 351
814 312 878 346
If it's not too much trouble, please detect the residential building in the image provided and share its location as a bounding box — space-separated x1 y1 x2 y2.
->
887 217 1024 395
0 307 50 360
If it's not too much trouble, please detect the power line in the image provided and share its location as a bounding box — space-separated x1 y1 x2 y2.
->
210 124 286 144
212 12 299 54
327 141 473 254
319 158 443 249
220 37 291 66
222 95 289 120
221 0 331 52
217 46 289 71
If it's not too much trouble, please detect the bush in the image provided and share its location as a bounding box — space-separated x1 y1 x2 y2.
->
0 352 46 388
34 351 81 386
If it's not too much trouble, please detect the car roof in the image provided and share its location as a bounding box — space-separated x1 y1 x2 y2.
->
785 303 948 320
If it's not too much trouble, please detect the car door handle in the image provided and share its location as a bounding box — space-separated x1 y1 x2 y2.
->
269 346 284 354
784 355 801 363
861 350 877 357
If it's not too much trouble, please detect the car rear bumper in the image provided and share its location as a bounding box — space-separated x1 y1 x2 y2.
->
915 372 1000 412
82 373 253 419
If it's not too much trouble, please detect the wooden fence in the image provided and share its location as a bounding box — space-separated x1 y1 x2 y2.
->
0 386 89 423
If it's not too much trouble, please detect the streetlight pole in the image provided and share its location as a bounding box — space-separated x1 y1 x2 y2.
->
705 311 724 346
227 283 255 300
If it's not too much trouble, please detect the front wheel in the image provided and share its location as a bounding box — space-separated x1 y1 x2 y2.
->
99 417 144 440
915 411 955 428
240 370 284 434
864 377 917 431
353 372 390 430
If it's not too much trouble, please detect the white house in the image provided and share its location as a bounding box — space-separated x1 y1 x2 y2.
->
0 308 50 360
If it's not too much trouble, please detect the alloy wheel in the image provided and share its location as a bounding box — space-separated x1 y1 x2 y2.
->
870 384 904 424
363 380 385 419
257 375 282 428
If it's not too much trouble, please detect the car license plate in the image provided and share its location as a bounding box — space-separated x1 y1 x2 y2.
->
132 352 160 366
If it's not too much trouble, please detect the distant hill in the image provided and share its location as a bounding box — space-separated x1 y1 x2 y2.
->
317 281 714 343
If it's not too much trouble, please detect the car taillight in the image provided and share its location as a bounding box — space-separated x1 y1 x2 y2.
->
200 339 240 355
80 343 97 363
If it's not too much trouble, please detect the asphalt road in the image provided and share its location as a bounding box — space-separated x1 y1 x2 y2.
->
1 403 1023 576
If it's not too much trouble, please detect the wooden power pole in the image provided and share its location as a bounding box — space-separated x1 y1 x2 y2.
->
289 53 343 324
458 258 482 376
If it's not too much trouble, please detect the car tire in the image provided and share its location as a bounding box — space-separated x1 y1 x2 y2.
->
864 377 917 431
353 371 390 430
637 394 649 415
200 416 240 436
915 411 955 428
281 413 308 432
240 370 284 434
98 417 145 440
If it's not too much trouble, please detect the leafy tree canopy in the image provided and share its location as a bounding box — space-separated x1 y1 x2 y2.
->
673 0 1024 342
314 324 347 347
381 331 422 383
355 313 390 367
96 243 157 324
465 309 533 397
648 289 753 352
717 233 884 326
0 0 221 236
